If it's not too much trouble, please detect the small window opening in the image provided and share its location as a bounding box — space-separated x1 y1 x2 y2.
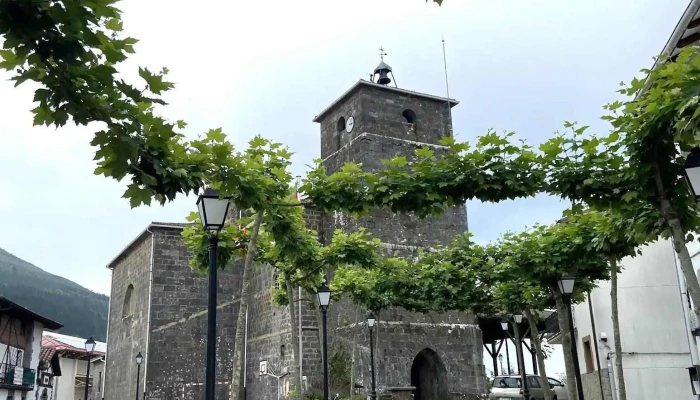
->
122 284 134 318
273 274 281 290
280 344 285 358
336 117 346 132
402 109 416 124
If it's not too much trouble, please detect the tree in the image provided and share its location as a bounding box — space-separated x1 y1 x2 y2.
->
334 217 609 400
542 48 700 326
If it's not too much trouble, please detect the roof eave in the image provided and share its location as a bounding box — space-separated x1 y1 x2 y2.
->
106 223 187 269
313 80 459 123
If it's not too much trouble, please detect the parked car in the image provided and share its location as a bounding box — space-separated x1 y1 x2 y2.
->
489 375 568 400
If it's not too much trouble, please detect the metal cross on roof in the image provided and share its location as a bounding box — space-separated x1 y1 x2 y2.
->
379 46 387 61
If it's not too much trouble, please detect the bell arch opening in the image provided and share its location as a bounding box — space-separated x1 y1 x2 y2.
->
410 348 449 400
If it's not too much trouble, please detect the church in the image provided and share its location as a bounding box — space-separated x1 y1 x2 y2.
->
101 57 485 400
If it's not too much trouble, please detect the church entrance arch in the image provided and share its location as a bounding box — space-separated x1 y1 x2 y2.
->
410 348 449 400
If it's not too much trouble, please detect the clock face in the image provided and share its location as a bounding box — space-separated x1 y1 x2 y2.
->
346 116 354 133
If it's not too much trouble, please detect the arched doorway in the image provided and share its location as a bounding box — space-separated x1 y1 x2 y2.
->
410 348 449 400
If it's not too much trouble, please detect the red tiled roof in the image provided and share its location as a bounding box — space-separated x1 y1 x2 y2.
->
41 336 104 358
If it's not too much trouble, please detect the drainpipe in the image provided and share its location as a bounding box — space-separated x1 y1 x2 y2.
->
298 285 303 398
605 354 618 400
243 304 249 400
143 228 155 399
587 291 605 399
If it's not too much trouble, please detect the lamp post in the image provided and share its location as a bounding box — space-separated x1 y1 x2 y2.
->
317 283 332 400
558 275 585 400
498 354 504 375
197 188 232 400
367 313 377 400
500 321 512 374
135 352 143 400
84 337 96 400
512 314 529 400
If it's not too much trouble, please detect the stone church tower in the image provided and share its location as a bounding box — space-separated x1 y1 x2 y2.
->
311 60 485 399
102 60 485 400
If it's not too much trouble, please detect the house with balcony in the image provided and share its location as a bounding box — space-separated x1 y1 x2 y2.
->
41 333 105 400
0 295 63 400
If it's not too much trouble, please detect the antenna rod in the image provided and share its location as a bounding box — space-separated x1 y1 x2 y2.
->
442 36 453 135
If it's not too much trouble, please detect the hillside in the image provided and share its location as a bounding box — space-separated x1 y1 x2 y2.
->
0 247 108 341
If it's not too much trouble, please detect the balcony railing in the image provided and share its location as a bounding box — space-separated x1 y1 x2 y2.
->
0 363 36 390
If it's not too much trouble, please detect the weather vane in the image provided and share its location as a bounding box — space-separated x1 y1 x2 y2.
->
379 46 387 61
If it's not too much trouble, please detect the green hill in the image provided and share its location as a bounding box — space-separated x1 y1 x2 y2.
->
0 247 108 341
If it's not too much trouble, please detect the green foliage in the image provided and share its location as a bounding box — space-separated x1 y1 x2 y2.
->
181 212 251 273
328 345 352 394
302 131 544 218
0 247 108 340
334 215 611 316
0 0 206 206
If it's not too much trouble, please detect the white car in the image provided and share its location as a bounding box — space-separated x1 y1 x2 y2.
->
489 375 568 400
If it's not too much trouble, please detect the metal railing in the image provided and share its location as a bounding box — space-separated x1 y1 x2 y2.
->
0 363 36 388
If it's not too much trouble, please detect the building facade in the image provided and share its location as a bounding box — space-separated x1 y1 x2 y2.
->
40 332 106 400
103 63 485 400
569 2 700 400
0 296 62 400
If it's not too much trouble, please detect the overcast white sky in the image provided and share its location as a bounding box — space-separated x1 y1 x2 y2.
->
0 0 689 376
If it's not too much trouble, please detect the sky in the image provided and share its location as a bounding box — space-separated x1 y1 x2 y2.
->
0 0 690 378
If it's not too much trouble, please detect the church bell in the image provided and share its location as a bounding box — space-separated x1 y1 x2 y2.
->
374 61 393 86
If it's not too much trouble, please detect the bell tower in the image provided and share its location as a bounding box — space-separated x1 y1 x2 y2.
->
312 55 483 397
313 54 467 247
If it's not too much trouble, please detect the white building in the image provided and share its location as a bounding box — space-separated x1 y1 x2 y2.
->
572 239 696 400
40 333 106 400
0 295 63 400
569 3 700 399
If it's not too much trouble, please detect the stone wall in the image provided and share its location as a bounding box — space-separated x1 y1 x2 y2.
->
315 83 482 398
145 226 241 400
582 369 613 400
104 233 151 400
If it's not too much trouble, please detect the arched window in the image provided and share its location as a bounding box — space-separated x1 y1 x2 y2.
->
336 117 346 132
402 109 416 124
122 284 134 318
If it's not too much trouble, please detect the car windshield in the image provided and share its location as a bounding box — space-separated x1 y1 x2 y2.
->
493 377 521 388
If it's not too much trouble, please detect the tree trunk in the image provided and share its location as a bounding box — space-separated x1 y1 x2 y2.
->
524 309 554 400
652 160 700 323
609 257 627 400
552 287 578 400
286 279 302 399
230 210 264 400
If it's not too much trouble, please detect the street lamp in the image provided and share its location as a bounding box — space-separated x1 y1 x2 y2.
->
512 315 529 400
197 187 232 400
500 320 512 374
367 313 377 400
84 337 96 400
135 352 143 400
557 275 585 400
513 313 524 324
684 147 700 202
317 283 332 400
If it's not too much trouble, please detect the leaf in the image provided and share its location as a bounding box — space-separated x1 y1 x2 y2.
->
123 184 153 208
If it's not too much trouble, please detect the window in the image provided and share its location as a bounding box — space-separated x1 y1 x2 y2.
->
492 377 520 388
15 350 22 366
547 378 563 387
98 372 102 392
527 376 541 388
336 117 346 132
272 274 281 290
280 344 285 358
402 109 416 124
122 284 134 318
582 335 595 373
